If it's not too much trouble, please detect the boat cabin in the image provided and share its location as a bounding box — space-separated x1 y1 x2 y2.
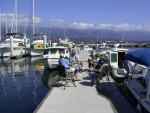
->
43 46 70 58
106 48 130 69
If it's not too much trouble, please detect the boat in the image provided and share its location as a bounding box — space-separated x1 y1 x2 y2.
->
95 42 110 54
41 45 70 69
0 0 30 58
83 45 93 51
106 43 130 78
0 33 30 58
124 48 150 113
29 34 48 57
59 38 75 47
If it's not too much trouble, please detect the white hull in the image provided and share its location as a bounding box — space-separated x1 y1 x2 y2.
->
0 33 30 58
83 46 93 51
30 49 44 57
124 79 150 113
41 46 70 69
106 46 130 78
111 67 127 78
0 47 26 58
42 58 58 69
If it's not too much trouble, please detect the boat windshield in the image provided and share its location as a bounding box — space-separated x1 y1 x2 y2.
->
58 49 65 54
4 33 24 39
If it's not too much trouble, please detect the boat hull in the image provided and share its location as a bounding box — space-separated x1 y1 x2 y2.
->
42 58 59 69
0 47 27 58
30 49 45 57
124 79 150 113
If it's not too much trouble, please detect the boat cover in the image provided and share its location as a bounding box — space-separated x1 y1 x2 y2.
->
124 48 150 67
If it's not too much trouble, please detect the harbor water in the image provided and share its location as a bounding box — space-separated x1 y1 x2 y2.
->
0 47 145 113
0 57 58 113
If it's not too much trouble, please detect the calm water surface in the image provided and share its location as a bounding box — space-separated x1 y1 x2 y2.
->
0 47 145 113
0 57 58 113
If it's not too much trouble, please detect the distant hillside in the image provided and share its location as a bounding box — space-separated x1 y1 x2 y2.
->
1 26 150 42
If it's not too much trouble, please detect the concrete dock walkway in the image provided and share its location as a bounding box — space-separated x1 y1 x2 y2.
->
34 50 135 113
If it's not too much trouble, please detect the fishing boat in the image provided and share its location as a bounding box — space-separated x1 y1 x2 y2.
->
124 48 150 113
41 45 70 69
106 43 130 78
0 33 30 58
29 34 48 57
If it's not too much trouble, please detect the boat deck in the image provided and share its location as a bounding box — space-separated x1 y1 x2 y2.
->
34 50 135 113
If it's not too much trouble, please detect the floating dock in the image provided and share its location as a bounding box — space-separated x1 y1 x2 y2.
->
34 51 135 113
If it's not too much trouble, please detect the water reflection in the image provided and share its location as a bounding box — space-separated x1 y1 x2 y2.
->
0 57 51 113
42 69 59 87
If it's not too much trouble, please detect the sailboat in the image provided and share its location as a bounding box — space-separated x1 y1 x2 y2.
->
28 0 48 57
0 0 30 58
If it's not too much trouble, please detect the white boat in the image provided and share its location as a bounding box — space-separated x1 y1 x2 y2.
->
83 45 93 51
124 48 150 113
0 33 30 58
29 34 48 57
106 43 130 78
41 46 70 69
95 42 110 54
59 38 75 47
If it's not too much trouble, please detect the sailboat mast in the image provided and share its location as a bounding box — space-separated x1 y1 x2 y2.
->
0 8 1 41
15 0 17 33
5 16 8 34
32 0 35 35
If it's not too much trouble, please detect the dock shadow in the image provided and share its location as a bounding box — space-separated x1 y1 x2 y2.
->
79 81 92 86
96 82 135 113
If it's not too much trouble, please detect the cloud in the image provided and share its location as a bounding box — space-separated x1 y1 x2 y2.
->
69 22 94 29
50 19 64 26
69 22 150 31
0 13 41 27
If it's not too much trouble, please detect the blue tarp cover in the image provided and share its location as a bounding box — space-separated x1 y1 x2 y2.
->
125 48 150 67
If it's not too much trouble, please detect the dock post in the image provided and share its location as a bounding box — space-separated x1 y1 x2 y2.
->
10 36 14 57
44 35 47 49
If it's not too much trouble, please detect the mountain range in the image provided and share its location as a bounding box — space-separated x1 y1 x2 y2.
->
1 26 150 42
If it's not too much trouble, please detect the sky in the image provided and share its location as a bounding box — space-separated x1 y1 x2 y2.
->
1 0 150 31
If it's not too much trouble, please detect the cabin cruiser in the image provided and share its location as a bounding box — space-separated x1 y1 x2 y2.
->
106 44 130 78
0 33 30 58
41 46 70 69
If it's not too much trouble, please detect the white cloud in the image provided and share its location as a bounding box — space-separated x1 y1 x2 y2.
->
69 22 150 31
69 22 94 29
0 13 41 27
50 19 64 26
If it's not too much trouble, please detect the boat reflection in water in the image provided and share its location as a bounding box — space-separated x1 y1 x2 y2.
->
0 57 51 113
41 69 59 87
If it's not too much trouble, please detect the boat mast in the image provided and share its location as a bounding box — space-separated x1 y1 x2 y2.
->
96 33 98 53
0 8 1 41
14 0 17 33
32 0 35 36
5 16 8 34
11 0 17 33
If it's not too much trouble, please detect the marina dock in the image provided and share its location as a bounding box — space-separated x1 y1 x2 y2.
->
34 51 135 113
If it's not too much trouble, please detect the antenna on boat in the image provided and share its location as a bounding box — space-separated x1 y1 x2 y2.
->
49 27 51 46
121 34 124 48
96 33 98 53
